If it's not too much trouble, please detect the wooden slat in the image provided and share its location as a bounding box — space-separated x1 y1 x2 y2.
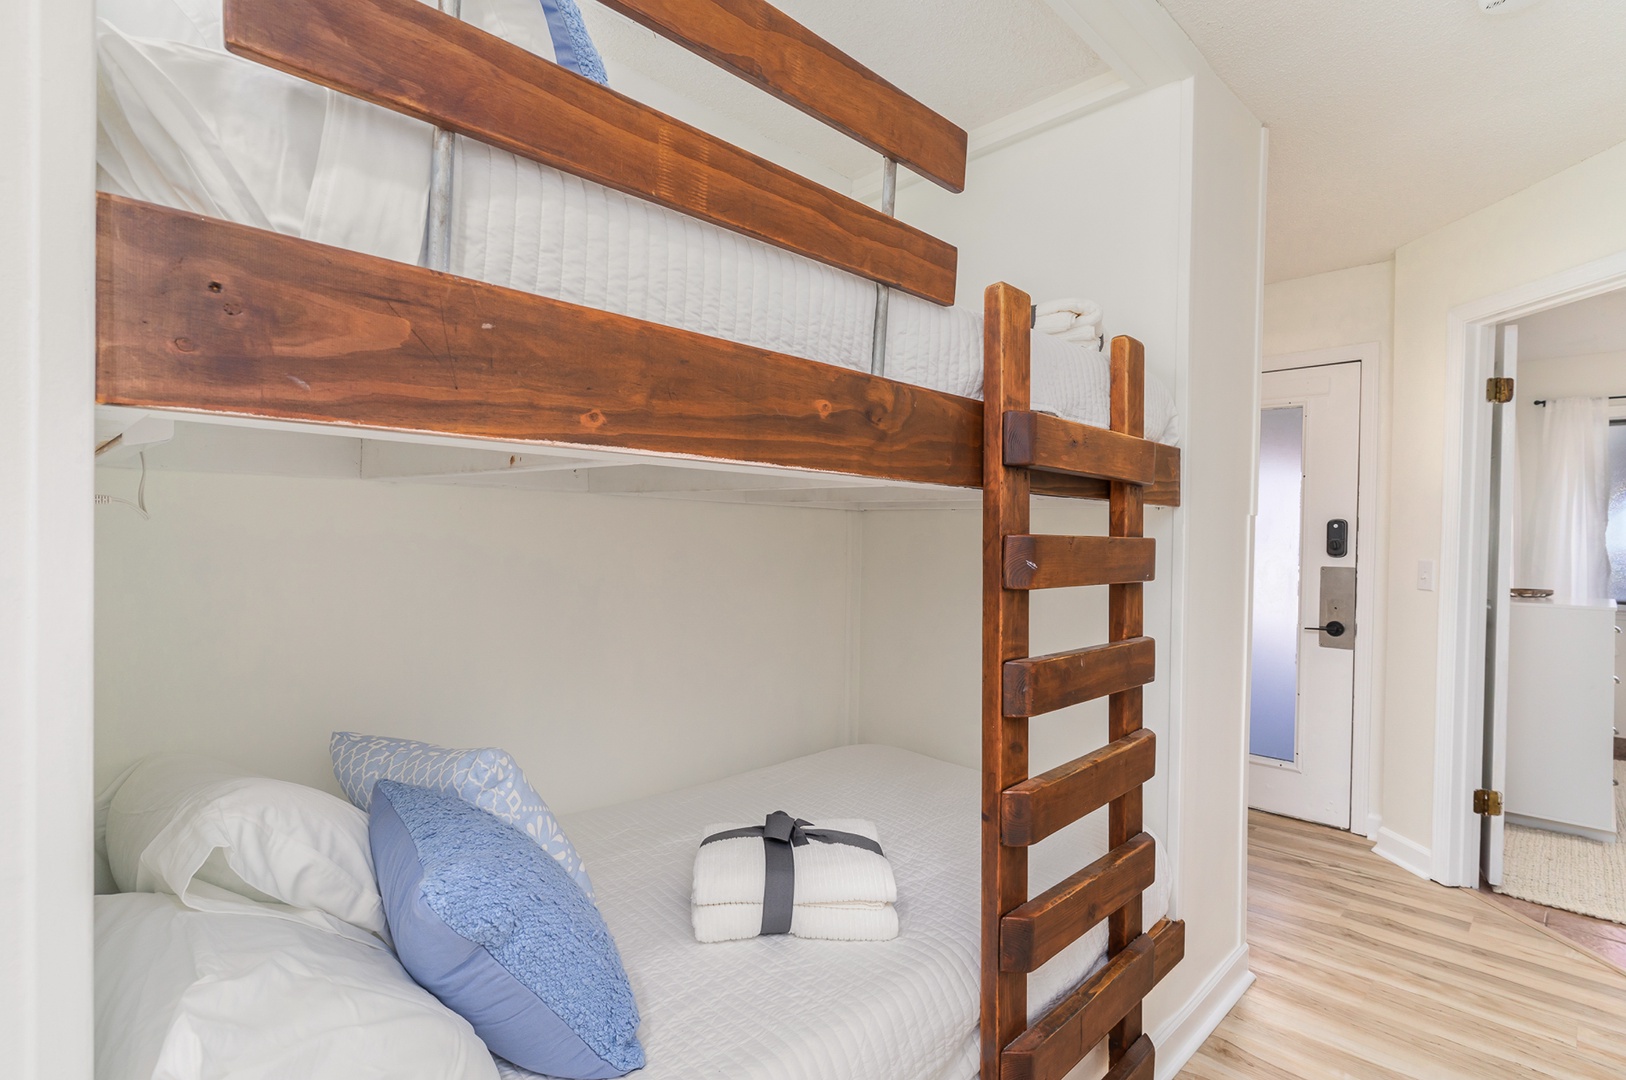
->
981 283 1032 1080
1106 334 1148 1066
222 0 957 304
1002 935 1155 1080
1029 440 1179 506
1003 535 1155 590
1001 833 1155 973
1147 918 1185 985
1001 729 1156 847
1004 410 1157 485
94 196 983 484
1102 1035 1155 1080
594 0 966 192
1002 637 1154 718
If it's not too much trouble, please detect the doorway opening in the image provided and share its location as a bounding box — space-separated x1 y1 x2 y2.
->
1436 251 1626 967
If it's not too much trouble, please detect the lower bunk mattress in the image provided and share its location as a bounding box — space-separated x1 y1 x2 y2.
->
515 744 1171 1080
95 745 1168 1080
94 0 1179 445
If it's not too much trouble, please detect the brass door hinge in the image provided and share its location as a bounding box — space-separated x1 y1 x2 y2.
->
1486 377 1514 404
1473 789 1503 816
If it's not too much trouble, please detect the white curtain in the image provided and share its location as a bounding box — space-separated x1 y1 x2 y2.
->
1519 396 1612 604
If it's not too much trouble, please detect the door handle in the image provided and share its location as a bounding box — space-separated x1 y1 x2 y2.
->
1304 621 1347 638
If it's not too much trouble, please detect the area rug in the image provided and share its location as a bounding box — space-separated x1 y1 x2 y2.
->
1496 760 1626 925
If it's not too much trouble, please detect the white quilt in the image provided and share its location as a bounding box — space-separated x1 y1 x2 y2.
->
94 0 1179 445
499 744 1169 1080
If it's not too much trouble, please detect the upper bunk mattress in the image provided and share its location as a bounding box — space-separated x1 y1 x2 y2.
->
94 0 1180 446
500 744 1171 1080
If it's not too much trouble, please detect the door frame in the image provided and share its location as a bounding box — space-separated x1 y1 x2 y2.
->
1433 248 1626 888
1259 344 1384 837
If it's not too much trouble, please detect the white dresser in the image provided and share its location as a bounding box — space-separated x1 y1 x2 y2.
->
1505 600 1618 841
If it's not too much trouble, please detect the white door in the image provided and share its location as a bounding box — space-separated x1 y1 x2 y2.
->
1482 325 1517 885
1248 362 1362 829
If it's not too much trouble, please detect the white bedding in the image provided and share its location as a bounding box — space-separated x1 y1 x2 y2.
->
94 0 1179 445
95 745 1167 1080
503 744 1170 1080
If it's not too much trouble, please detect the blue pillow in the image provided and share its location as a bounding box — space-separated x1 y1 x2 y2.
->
332 732 595 900
370 781 643 1079
541 0 609 85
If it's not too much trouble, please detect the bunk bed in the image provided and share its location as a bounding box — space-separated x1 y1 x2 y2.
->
91 0 1186 1076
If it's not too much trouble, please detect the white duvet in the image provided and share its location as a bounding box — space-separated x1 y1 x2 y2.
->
97 745 1166 1080
94 0 1179 445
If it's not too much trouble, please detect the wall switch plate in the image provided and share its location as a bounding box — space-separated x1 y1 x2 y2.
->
1417 559 1436 592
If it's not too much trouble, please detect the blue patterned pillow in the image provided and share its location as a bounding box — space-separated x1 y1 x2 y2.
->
370 781 643 1078
540 0 608 85
331 733 593 899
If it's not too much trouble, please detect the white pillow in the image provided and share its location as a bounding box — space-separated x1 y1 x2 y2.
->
105 754 386 941
95 893 500 1080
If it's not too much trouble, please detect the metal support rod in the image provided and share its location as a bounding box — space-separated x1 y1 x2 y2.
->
869 157 898 376
424 0 463 272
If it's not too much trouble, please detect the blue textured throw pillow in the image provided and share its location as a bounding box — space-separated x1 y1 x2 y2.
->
370 781 643 1079
541 0 609 85
332 732 594 899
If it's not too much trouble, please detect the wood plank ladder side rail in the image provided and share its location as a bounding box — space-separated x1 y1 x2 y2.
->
981 282 1031 1080
981 284 1183 1080
1105 334 1148 1067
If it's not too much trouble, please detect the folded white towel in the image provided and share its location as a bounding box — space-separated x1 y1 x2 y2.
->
692 817 898 942
1033 298 1104 352
693 901 899 944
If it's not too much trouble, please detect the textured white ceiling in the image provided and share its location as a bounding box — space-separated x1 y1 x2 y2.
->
580 0 1110 181
1516 288 1626 361
1158 0 1626 282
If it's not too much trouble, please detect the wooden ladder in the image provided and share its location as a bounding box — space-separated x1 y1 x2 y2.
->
981 284 1185 1080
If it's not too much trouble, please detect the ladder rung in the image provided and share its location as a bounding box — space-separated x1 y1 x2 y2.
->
1149 917 1185 984
1001 833 1156 973
1001 934 1155 1080
1103 1035 1155 1080
1002 730 1156 847
1003 638 1154 718
1029 442 1181 506
1003 535 1155 590
1004 410 1157 485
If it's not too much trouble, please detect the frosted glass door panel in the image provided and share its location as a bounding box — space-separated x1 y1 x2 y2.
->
1250 406 1305 763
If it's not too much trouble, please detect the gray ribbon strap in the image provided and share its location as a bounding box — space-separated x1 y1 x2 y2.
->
700 810 885 936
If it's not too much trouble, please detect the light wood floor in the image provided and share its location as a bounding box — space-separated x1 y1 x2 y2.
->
1177 811 1626 1079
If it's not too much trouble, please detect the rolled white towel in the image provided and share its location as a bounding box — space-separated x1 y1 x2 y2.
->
691 816 898 942
1059 325 1105 349
1035 297 1101 322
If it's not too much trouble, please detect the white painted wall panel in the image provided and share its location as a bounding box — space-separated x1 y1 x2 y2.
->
95 471 856 814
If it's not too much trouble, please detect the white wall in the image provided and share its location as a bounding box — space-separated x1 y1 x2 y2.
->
95 471 858 813
897 82 1186 384
2 0 96 1076
1382 139 1626 858
1263 260 1393 359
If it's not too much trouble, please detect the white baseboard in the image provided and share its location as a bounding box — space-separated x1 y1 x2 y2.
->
1372 826 1432 881
1152 943 1254 1080
1364 812 1383 841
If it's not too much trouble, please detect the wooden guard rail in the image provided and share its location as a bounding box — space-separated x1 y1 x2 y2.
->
981 283 1183 1080
222 0 959 304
